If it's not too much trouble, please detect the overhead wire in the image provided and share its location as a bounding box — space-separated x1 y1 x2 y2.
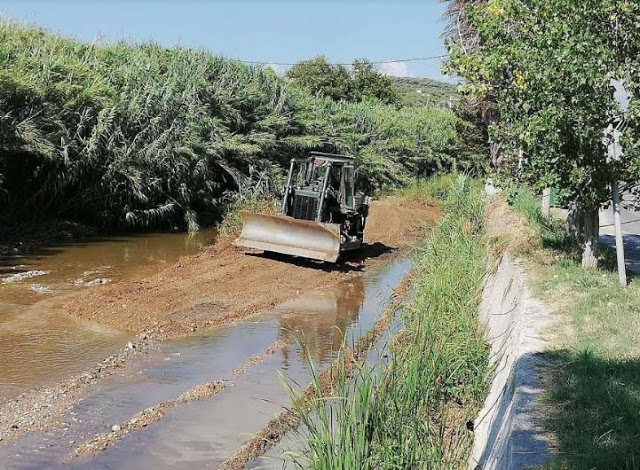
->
234 55 447 66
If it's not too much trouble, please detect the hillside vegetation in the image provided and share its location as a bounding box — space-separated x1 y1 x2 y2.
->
0 20 477 232
286 56 400 105
393 77 457 107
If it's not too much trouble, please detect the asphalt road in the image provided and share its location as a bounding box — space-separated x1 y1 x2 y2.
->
600 202 640 274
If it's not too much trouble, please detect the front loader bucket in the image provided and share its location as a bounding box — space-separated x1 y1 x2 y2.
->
234 212 341 263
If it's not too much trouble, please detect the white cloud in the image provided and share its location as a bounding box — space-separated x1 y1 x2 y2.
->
379 61 409 77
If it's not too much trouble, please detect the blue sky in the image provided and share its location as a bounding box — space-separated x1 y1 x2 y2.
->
1 1 452 82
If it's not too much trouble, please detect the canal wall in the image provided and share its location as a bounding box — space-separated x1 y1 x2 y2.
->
470 254 552 470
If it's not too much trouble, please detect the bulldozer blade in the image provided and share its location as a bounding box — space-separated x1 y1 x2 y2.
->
234 212 341 263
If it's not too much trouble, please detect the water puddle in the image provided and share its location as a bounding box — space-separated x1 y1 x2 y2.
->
250 289 414 470
0 231 216 399
0 257 412 470
1 230 216 287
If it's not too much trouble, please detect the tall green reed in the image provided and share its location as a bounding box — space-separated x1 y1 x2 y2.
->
291 175 489 469
0 20 477 231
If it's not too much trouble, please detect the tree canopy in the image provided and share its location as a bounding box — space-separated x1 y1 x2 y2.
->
446 0 640 213
286 56 401 105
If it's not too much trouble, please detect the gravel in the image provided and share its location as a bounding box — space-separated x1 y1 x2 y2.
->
2 270 50 284
0 329 156 443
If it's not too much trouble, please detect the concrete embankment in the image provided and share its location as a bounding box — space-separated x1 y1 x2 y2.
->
471 254 552 470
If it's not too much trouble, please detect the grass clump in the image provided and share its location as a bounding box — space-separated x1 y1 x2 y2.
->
292 175 489 469
217 198 279 237
506 186 570 252
217 164 282 236
507 187 547 227
396 173 460 202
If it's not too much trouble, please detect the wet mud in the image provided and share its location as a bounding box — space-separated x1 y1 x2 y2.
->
0 258 412 470
0 195 437 469
64 198 438 337
0 231 215 400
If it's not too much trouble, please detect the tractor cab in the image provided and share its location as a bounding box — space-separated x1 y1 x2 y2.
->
283 152 362 223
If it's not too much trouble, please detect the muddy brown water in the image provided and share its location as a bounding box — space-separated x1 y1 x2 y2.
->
0 257 412 470
0 231 216 399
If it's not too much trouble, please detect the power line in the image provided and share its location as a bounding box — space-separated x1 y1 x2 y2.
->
234 55 447 67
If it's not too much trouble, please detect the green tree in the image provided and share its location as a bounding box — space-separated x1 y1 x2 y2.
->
286 56 353 102
286 56 400 105
446 0 640 267
351 59 400 105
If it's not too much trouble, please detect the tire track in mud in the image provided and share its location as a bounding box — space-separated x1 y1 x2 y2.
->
0 330 156 443
73 381 226 457
221 275 414 470
71 338 292 458
71 267 413 467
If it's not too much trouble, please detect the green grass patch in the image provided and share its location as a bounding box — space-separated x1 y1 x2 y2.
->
534 259 640 359
507 187 640 468
543 349 640 470
506 186 572 254
534 258 640 469
395 173 460 201
291 175 489 469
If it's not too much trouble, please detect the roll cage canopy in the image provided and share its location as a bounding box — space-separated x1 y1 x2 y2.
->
289 152 355 168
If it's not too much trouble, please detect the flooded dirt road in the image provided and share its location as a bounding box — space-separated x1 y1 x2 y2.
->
0 257 412 470
0 231 216 398
0 195 438 469
66 198 437 337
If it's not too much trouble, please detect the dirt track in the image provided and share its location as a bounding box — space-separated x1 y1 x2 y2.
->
64 197 439 338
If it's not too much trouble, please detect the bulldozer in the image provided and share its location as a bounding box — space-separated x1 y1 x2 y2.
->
234 152 370 263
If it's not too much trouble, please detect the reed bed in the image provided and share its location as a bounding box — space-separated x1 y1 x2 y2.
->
292 175 489 469
0 20 476 231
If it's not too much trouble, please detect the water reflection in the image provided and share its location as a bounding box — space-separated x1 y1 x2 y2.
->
277 276 365 365
0 258 411 470
0 230 217 286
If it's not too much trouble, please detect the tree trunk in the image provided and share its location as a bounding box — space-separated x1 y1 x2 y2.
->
490 141 501 168
581 211 599 268
566 203 599 268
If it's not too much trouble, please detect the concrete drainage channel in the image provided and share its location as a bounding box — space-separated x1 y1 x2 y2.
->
470 254 553 470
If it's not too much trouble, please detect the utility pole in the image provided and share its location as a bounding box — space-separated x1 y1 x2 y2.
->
611 179 627 286
609 79 630 287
